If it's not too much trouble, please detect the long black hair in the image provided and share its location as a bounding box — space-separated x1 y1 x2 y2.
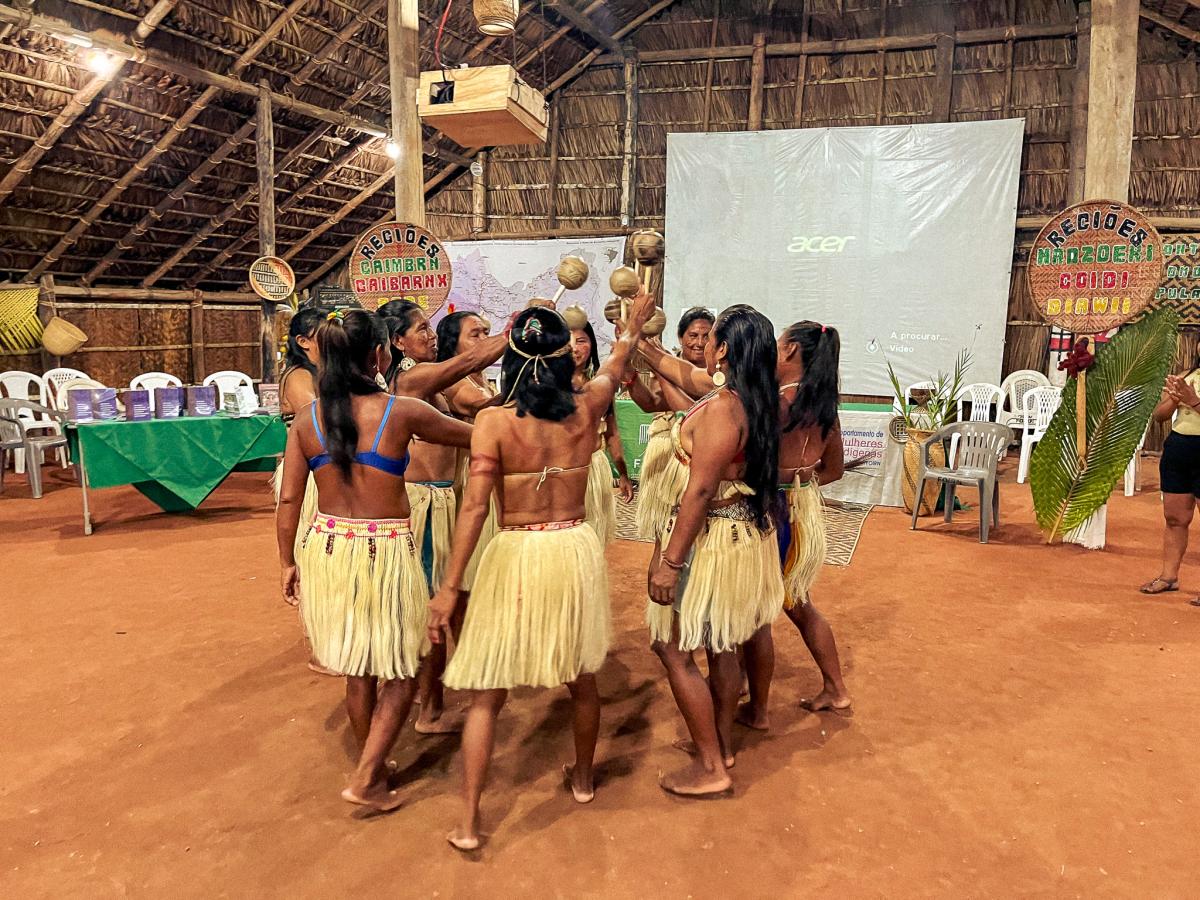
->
677 306 715 340
501 307 577 421
283 305 328 376
436 311 478 362
782 320 840 438
314 309 385 478
572 321 601 379
714 304 779 529
378 299 424 384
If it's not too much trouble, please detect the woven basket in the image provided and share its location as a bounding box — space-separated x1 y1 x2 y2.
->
42 316 88 356
473 0 518 35
901 428 945 517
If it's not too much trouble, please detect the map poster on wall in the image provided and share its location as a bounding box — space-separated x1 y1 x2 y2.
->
349 222 452 313
1027 200 1164 333
440 236 626 355
1156 233 1200 326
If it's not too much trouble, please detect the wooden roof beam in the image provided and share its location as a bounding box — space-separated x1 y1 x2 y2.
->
543 1 622 54
0 0 179 209
84 0 388 286
19 0 313 283
1141 9 1200 46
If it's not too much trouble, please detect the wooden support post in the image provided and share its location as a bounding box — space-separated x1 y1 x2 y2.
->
748 32 767 130
1084 0 1137 202
190 292 206 383
792 11 809 128
1001 0 1017 118
620 50 639 227
701 0 719 131
931 34 956 122
546 99 561 228
1068 1 1092 203
256 80 277 384
472 151 488 234
389 0 425 225
37 274 58 370
875 1 888 125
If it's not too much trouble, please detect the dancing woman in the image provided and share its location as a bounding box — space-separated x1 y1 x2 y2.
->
739 321 850 729
277 309 472 811
569 317 633 542
379 300 507 732
428 291 655 850
640 305 785 797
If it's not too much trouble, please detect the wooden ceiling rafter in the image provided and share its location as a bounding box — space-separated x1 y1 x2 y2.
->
1141 8 1200 47
83 0 391 286
542 0 623 54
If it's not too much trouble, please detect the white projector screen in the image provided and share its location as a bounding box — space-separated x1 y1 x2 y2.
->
664 120 1023 396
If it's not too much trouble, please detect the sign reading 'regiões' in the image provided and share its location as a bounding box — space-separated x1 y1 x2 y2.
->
349 221 452 313
1027 200 1164 334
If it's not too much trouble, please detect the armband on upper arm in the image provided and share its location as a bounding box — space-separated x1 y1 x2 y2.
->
469 454 501 477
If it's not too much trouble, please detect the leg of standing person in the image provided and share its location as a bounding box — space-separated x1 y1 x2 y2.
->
342 676 418 811
448 688 508 851
737 624 774 730
344 675 377 749
563 673 599 803
652 618 732 797
787 599 852 711
1142 492 1195 593
706 648 741 767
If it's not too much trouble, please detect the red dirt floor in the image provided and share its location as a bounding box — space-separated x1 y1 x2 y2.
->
2 460 1199 898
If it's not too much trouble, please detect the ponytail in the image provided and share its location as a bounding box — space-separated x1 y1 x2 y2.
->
782 320 840 438
315 309 384 477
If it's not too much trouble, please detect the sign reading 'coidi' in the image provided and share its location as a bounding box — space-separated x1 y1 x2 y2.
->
349 221 452 313
1027 200 1164 334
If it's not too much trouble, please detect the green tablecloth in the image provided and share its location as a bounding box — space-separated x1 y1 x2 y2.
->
68 414 287 512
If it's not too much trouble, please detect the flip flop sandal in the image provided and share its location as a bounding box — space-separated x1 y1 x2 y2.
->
1140 578 1179 595
1189 597 1200 607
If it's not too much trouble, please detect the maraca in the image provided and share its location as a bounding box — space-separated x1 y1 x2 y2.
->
630 230 665 290
561 304 589 330
549 256 589 307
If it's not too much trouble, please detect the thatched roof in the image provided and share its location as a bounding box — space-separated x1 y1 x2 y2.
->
0 0 671 290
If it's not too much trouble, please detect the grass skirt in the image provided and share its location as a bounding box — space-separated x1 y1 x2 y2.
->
635 415 676 541
298 514 430 680
782 479 826 610
647 510 785 653
585 448 616 545
445 522 610 690
406 481 456 593
273 457 319 553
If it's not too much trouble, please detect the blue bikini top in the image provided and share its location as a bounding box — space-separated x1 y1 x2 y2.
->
307 397 410 477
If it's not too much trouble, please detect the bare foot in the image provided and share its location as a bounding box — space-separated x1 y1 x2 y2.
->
672 738 734 769
735 701 770 731
562 764 594 804
341 782 404 813
800 688 852 713
414 709 462 735
307 659 340 676
659 762 732 798
447 827 481 851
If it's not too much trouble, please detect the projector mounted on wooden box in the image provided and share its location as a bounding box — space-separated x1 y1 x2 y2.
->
418 65 548 148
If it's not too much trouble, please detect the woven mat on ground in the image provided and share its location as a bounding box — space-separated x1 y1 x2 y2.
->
613 490 872 567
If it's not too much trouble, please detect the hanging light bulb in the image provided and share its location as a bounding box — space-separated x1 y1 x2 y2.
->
473 0 518 37
86 50 119 77
385 140 401 160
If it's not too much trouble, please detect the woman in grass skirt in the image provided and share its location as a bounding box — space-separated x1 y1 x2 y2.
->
277 309 471 812
427 290 656 850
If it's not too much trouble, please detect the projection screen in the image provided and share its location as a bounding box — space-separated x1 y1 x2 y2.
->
664 120 1023 396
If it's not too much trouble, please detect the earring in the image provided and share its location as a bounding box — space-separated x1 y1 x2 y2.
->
712 368 726 388
399 357 416 372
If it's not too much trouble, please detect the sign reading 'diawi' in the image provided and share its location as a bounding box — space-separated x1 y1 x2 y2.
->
349 221 452 313
663 121 1023 395
1027 200 1163 334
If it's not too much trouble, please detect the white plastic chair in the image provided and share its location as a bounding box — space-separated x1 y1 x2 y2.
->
1124 427 1146 497
55 377 106 411
957 383 1003 423
42 366 90 409
1000 369 1051 433
131 371 182 392
894 380 936 415
0 370 66 473
1016 386 1063 484
203 370 255 408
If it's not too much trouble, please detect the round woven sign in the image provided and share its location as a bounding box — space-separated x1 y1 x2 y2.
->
1027 200 1163 334
349 221 452 314
248 256 295 301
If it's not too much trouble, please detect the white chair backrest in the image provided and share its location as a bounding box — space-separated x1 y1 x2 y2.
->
958 383 1003 422
203 370 255 408
0 370 44 404
1022 386 1062 431
54 377 106 410
42 367 89 407
131 371 182 392
1001 369 1050 412
895 380 936 415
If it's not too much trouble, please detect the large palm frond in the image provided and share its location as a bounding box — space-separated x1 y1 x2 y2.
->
1031 306 1179 541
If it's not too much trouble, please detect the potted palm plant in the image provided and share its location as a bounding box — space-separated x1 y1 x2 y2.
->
886 349 972 515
